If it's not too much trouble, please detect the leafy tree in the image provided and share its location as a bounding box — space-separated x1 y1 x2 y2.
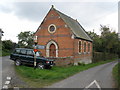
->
87 31 102 52
17 31 34 48
2 40 17 52
100 25 120 54
2 40 13 50
88 25 120 57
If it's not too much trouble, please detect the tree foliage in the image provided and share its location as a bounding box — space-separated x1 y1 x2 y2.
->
17 31 34 48
88 25 120 57
2 40 14 50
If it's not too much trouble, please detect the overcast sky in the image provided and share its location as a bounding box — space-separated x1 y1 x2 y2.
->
0 0 119 43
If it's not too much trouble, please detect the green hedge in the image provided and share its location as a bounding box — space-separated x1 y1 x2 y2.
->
92 52 118 63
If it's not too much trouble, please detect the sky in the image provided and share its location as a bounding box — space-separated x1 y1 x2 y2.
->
0 0 119 43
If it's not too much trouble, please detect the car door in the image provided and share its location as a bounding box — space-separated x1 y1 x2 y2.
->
11 49 21 60
26 50 34 65
19 49 27 63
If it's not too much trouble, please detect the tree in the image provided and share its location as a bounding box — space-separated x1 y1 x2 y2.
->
88 25 120 57
100 25 120 54
87 31 102 52
2 40 15 51
17 31 34 48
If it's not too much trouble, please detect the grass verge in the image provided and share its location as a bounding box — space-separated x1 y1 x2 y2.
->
2 50 10 56
15 59 116 88
0 49 10 57
112 63 120 89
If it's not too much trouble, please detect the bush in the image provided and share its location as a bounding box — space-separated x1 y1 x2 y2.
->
78 62 85 66
93 52 118 63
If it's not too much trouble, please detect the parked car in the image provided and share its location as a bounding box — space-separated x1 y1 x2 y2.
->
10 48 54 69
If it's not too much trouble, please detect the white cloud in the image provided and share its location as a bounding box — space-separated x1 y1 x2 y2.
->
0 1 118 42
83 11 118 35
0 12 40 42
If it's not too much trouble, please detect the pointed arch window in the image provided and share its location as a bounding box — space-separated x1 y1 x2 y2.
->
84 42 86 53
78 40 82 53
88 43 90 52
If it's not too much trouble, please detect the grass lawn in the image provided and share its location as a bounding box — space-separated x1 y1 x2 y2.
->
112 63 120 89
15 59 116 88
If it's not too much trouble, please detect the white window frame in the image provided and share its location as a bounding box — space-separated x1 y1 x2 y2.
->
48 24 56 34
46 40 58 57
84 41 87 54
88 42 91 53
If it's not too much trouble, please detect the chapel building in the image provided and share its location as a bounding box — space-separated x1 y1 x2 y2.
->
34 5 93 65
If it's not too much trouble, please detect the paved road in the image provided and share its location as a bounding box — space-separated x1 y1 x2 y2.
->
1 56 27 89
48 61 118 88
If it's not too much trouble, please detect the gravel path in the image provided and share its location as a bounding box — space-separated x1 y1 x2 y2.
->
2 56 29 88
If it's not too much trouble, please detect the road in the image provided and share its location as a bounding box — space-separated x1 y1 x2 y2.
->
1 56 27 89
48 61 117 88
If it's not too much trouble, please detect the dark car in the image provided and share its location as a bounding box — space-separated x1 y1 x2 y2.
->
10 48 54 69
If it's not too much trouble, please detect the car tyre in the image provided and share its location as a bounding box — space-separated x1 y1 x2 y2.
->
37 63 45 69
15 59 21 66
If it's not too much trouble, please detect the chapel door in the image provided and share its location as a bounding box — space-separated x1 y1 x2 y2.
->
49 44 56 57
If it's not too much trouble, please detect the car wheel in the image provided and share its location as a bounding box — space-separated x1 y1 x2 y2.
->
37 63 44 69
15 59 21 66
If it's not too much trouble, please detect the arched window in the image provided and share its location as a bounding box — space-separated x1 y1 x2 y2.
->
88 43 90 52
84 42 86 52
78 41 82 53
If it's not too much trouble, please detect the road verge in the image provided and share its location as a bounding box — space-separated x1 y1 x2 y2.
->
112 63 120 89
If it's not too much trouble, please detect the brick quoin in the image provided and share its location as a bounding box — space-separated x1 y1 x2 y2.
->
34 6 93 65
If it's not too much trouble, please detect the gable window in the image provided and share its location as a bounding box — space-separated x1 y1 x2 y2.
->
88 43 90 52
84 42 86 53
48 24 56 33
78 41 82 53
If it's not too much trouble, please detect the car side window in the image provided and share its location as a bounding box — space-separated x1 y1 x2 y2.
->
27 50 34 56
21 49 26 55
15 49 20 54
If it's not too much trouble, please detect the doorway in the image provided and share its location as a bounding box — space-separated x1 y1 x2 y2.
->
49 44 56 57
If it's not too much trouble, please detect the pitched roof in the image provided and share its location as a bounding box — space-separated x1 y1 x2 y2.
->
52 7 93 41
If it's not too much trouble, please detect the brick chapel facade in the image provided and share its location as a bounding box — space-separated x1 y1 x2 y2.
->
34 6 93 65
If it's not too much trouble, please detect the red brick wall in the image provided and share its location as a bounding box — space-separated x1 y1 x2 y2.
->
35 8 93 65
73 39 93 64
35 8 74 57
